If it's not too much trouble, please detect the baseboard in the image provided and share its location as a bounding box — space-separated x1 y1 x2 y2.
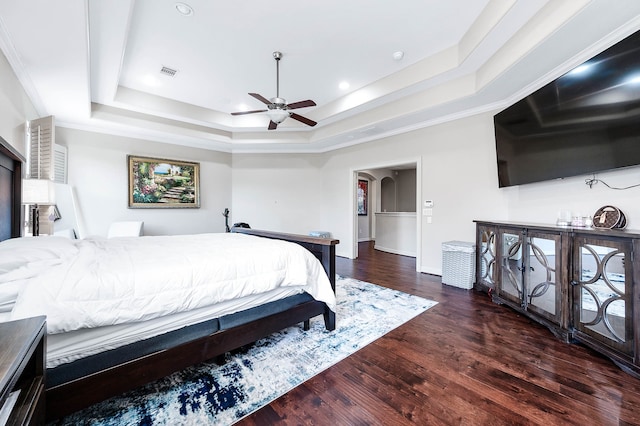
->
420 265 442 276
373 244 416 258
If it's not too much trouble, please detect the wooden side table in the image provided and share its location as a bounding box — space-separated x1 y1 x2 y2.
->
0 316 46 425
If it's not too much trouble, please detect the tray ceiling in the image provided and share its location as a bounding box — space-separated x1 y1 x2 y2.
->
1 0 639 153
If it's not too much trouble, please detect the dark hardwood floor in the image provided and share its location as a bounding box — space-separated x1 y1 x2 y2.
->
241 241 640 425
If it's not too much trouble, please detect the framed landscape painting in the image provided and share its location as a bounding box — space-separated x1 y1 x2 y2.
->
128 155 200 208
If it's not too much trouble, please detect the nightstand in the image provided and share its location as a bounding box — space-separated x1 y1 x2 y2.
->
0 317 46 425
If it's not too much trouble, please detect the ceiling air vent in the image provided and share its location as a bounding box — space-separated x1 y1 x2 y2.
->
160 66 178 77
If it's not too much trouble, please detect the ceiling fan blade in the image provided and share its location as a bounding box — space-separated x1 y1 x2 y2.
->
249 93 272 105
268 120 278 130
290 112 317 127
231 109 267 116
286 100 316 110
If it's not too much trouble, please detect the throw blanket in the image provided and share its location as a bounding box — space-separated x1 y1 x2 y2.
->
2 233 335 334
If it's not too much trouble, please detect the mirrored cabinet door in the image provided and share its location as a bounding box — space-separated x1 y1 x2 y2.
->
498 229 524 306
477 225 497 290
525 233 562 324
573 237 633 356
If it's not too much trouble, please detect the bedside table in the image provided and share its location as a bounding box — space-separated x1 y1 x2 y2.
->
0 317 46 425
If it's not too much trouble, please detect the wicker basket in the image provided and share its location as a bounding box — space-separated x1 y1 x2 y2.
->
442 241 476 290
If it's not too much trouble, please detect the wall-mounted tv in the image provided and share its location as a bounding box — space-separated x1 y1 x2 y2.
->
494 29 640 188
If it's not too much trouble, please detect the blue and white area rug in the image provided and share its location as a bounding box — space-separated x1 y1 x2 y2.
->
54 276 437 425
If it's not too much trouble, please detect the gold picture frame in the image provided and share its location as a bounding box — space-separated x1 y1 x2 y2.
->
128 155 200 208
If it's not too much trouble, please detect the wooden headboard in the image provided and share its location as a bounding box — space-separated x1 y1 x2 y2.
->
0 135 24 241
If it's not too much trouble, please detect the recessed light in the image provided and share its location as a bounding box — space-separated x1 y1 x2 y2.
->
392 51 404 61
339 81 350 90
175 2 194 16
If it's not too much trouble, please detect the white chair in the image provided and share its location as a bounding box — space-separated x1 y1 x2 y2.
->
107 221 144 238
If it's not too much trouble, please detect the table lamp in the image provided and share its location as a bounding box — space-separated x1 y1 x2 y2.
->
22 179 54 236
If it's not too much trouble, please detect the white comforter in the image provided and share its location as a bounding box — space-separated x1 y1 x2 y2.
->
1 233 335 334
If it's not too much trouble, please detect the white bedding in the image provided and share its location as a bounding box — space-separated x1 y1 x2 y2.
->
1 233 335 335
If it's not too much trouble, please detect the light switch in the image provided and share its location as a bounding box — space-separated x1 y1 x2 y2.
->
424 200 434 208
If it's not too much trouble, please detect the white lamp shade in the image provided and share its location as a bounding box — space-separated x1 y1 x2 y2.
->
266 108 290 124
22 179 55 204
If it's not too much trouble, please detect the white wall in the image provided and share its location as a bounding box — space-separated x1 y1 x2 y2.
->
57 127 232 237
396 169 416 212
14 106 640 278
55 110 640 275
0 49 37 155
232 110 640 276
231 153 325 235
232 115 496 262
374 212 416 257
316 113 507 270
500 166 640 227
357 214 371 241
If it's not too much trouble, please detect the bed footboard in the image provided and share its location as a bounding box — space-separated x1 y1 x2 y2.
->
232 227 338 331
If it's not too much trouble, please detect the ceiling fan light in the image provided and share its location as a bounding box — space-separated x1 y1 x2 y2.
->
267 108 290 124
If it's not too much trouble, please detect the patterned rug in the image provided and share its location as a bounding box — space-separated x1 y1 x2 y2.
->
52 276 437 425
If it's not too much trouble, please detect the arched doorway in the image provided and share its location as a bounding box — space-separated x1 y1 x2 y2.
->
381 176 396 212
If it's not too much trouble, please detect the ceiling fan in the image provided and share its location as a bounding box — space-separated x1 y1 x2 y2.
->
231 51 317 130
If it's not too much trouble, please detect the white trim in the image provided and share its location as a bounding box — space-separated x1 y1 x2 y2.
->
56 120 234 153
373 244 416 258
82 0 92 116
420 265 442 276
350 169 358 259
415 157 422 271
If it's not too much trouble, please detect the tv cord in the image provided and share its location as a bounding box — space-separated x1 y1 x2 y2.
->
585 175 640 190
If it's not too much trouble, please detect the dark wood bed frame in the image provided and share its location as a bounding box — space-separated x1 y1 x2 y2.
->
47 229 337 420
0 138 338 421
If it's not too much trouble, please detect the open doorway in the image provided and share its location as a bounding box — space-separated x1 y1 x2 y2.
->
356 172 376 243
352 159 421 271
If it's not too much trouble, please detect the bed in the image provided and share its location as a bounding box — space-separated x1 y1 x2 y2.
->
0 137 338 421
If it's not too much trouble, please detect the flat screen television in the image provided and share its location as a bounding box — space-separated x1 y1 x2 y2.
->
494 29 640 187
